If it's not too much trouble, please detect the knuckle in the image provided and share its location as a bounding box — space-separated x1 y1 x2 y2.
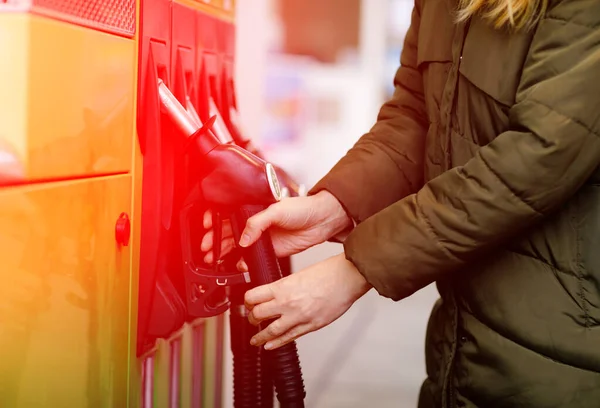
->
222 238 234 252
252 305 264 320
295 302 312 321
243 292 254 307
267 323 281 337
279 296 293 311
267 284 280 301
280 327 303 347
254 210 274 231
270 204 283 220
285 327 299 341
245 218 256 230
299 309 311 323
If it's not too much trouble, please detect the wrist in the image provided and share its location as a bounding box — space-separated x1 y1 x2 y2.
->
314 190 354 239
335 253 371 300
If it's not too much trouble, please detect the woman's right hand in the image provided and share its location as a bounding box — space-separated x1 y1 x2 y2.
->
200 190 353 262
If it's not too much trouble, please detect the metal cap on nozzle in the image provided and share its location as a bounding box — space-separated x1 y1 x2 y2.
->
266 163 282 202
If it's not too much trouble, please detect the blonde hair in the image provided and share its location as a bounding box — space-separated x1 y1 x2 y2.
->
456 0 549 30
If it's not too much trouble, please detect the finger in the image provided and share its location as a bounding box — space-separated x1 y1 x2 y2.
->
201 221 234 252
244 284 276 309
200 229 214 252
203 238 235 263
221 220 233 238
264 323 313 350
248 300 280 326
250 316 294 346
203 210 212 229
239 205 281 247
236 259 248 272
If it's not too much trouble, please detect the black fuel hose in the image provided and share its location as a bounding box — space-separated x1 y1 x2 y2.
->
279 256 292 278
232 205 306 408
229 286 264 408
260 345 274 407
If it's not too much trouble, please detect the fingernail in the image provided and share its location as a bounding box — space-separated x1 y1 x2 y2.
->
203 211 212 228
239 234 250 247
264 342 273 350
250 338 257 346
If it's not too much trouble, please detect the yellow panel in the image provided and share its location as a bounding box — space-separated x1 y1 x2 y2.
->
0 175 132 407
0 15 29 166
0 14 136 182
127 124 143 408
180 324 194 408
127 107 143 408
175 0 236 21
203 317 218 407
153 339 171 407
127 1 143 403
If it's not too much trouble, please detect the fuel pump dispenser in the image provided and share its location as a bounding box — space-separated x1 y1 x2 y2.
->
157 80 307 408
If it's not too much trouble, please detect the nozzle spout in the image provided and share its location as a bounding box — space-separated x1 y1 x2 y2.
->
157 79 198 137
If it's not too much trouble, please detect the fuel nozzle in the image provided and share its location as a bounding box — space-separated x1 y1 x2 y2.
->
157 78 282 206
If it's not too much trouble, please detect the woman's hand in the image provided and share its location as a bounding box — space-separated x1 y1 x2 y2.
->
244 253 371 350
201 190 352 263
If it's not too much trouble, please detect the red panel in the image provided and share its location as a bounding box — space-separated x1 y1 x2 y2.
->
136 0 187 356
220 20 236 110
197 10 218 53
218 21 241 143
200 52 220 120
171 2 198 111
137 0 172 233
217 20 235 59
0 0 136 37
196 11 221 120
217 21 235 108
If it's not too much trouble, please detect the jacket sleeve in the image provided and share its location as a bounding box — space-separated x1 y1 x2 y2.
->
344 1 600 301
309 0 428 224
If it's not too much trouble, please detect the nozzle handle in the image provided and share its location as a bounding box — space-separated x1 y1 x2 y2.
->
232 205 282 286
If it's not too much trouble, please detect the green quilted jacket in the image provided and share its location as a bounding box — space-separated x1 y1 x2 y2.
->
311 0 600 406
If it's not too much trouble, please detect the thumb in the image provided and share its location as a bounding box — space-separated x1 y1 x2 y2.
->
239 205 281 247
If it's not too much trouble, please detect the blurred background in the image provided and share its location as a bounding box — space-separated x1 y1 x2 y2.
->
226 1 440 407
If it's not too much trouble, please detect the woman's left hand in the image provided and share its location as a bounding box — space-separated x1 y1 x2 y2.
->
244 253 372 350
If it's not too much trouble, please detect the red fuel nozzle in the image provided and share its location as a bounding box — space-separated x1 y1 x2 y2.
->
157 78 281 206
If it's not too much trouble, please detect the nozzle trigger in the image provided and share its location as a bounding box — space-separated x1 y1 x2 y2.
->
212 210 222 271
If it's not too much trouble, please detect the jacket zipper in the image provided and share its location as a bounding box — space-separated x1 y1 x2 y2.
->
443 18 470 408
